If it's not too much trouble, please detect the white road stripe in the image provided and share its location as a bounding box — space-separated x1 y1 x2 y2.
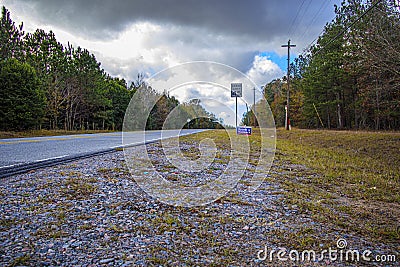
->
34 154 69 162
0 164 16 169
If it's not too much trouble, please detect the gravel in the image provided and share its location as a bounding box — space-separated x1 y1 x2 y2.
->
0 141 398 266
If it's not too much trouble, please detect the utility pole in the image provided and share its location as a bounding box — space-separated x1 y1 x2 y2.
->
281 39 296 130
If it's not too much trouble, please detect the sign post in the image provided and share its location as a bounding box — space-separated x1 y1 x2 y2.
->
231 83 242 128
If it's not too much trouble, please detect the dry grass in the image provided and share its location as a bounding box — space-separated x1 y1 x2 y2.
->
275 127 400 242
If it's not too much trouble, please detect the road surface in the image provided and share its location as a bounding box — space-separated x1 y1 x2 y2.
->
0 129 204 172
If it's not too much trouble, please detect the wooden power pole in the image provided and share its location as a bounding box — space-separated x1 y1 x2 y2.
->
281 40 296 130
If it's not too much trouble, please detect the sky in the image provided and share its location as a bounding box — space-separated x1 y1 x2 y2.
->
1 0 342 126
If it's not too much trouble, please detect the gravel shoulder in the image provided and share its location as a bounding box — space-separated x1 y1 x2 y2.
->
0 139 398 266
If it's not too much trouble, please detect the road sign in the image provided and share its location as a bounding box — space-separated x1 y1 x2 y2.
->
236 126 252 135
231 83 242 97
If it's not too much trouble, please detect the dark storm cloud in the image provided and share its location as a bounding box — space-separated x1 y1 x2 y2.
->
22 0 336 42
7 0 341 85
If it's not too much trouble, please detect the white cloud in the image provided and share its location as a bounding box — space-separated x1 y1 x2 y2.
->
219 111 230 121
246 55 284 87
144 62 270 126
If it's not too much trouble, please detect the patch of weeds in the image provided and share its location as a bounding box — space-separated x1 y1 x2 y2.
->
370 226 400 240
163 163 176 170
165 174 179 181
109 209 116 216
238 179 254 186
336 204 353 213
9 253 31 267
214 158 228 164
110 235 120 242
216 193 254 206
269 227 318 250
149 213 184 235
146 245 175 265
23 204 44 214
59 176 98 200
34 227 68 238
0 218 18 229
108 201 131 210
146 255 169 265
108 224 125 233
216 247 239 257
79 224 94 230
97 167 109 173
52 209 67 226
75 213 94 220
180 146 201 160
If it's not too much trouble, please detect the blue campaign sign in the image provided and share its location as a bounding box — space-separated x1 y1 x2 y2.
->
236 126 252 135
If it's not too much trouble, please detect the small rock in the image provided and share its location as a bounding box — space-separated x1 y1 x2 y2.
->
99 258 114 264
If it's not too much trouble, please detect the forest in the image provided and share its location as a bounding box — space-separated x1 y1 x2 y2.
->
0 6 219 131
2 1 400 132
261 0 399 130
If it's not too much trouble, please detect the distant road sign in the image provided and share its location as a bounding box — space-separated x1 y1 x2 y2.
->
236 126 252 135
231 83 242 97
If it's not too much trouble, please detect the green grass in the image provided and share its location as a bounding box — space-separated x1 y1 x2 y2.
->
59 175 98 200
275 127 400 241
276 128 400 202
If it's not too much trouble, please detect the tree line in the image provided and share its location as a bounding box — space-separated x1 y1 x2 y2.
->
262 0 399 130
0 6 220 131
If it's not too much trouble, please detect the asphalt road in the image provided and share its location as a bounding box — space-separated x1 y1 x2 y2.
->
0 129 204 169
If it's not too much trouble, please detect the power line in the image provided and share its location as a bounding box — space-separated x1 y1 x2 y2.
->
288 0 307 36
312 0 383 56
299 0 331 51
291 0 314 36
299 0 332 41
303 28 325 53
